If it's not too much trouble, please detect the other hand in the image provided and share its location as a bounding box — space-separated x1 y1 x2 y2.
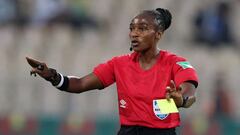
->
166 80 183 107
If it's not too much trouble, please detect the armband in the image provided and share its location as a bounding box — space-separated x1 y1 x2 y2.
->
54 73 69 91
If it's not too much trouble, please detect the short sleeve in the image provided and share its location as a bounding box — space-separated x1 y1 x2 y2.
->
172 57 198 88
93 58 116 88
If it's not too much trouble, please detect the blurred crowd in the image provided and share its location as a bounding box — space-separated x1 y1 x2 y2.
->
0 0 99 28
0 0 240 135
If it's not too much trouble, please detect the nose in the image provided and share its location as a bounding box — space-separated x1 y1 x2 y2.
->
129 29 139 38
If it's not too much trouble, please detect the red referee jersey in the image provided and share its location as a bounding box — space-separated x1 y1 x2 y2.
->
93 50 198 129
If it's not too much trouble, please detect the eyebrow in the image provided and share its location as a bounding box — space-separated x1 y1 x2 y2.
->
130 22 149 26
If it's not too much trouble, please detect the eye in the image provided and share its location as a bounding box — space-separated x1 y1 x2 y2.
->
139 26 148 31
129 27 133 31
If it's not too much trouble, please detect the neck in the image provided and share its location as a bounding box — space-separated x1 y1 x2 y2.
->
139 48 160 63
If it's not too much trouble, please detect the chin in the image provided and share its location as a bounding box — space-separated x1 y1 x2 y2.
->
133 49 141 52
134 47 148 53
132 47 143 52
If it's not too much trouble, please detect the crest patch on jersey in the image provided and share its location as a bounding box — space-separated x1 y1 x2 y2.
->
153 100 169 120
176 61 193 69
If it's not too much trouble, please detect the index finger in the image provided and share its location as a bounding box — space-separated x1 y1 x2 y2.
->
26 57 42 68
169 80 176 89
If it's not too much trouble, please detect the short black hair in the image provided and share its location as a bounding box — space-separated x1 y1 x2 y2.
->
143 8 172 31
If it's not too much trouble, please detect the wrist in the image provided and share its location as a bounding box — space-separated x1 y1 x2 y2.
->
181 96 189 108
44 68 59 83
45 68 61 85
53 73 69 91
44 68 69 91
54 73 64 87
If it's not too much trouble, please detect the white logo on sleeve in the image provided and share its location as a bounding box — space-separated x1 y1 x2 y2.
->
120 99 127 108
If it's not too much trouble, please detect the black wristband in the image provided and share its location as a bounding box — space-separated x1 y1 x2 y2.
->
181 96 189 107
58 76 69 91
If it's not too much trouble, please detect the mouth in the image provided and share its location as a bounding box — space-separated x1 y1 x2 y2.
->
131 40 140 48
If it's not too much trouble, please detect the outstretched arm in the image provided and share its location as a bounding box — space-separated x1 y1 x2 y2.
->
26 57 104 93
67 73 104 93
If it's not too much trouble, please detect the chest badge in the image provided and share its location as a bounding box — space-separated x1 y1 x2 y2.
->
153 100 169 120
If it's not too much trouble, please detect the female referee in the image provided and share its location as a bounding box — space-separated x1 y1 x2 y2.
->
27 8 198 135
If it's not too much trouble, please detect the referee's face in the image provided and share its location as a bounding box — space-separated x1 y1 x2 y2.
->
129 13 159 52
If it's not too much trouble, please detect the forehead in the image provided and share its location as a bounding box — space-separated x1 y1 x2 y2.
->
130 13 155 26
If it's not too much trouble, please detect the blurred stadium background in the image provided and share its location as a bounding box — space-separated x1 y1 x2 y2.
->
0 0 240 134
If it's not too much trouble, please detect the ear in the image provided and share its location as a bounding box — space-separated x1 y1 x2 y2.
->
155 31 163 40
